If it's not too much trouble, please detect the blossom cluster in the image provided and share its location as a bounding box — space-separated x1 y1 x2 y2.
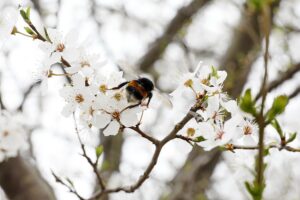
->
37 28 144 136
0 110 28 162
172 63 258 150
0 4 272 156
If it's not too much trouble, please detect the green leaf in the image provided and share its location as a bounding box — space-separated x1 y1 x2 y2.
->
286 132 297 144
267 95 288 121
239 89 256 115
24 27 34 35
264 148 270 156
194 136 205 142
96 145 103 158
271 119 283 138
245 181 264 200
20 9 28 21
26 7 31 19
245 181 256 196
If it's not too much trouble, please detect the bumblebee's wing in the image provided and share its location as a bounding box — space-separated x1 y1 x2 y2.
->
188 111 204 123
117 61 139 80
153 88 173 108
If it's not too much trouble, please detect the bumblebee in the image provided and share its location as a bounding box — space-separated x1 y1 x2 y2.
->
111 77 154 107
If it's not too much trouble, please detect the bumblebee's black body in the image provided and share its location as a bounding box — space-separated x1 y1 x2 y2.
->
112 77 154 107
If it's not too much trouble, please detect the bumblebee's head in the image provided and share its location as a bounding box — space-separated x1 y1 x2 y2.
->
137 78 154 92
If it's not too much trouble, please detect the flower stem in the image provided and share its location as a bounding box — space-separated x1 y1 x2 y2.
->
255 4 271 199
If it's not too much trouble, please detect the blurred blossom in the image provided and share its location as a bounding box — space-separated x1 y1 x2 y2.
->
0 6 18 48
0 110 28 162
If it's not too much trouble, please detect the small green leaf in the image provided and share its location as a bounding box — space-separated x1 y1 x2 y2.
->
267 95 288 121
286 132 297 144
20 9 28 21
245 181 256 196
264 148 270 156
271 119 283 138
194 136 205 142
245 181 264 200
24 27 34 35
26 7 31 19
239 89 256 115
96 145 103 158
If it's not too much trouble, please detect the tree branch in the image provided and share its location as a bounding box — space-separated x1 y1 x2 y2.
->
0 156 56 200
255 63 300 101
138 0 210 73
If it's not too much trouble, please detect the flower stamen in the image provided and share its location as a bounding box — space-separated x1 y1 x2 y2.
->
75 94 84 103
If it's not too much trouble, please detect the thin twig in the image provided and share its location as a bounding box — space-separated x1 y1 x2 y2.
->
255 63 300 101
288 86 300 99
72 114 106 191
51 171 85 200
17 81 41 111
129 126 159 145
225 144 300 153
256 4 271 192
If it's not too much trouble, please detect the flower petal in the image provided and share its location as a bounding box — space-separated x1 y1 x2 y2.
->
61 103 76 117
103 120 120 136
120 107 141 127
92 113 111 128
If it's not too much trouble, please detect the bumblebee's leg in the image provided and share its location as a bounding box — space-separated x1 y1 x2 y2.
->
146 92 153 107
121 102 141 112
109 81 129 90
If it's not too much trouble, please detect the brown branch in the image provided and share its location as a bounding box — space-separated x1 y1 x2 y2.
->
129 126 159 145
17 81 41 111
73 115 106 191
226 144 300 153
289 85 300 99
255 4 271 192
88 100 204 200
51 172 85 200
138 0 210 73
175 135 198 146
255 63 300 101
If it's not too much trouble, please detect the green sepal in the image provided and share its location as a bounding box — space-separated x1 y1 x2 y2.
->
271 119 283 138
24 27 34 35
239 89 256 115
266 95 288 122
286 132 297 144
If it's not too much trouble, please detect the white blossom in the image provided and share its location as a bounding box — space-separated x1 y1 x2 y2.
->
0 6 18 48
66 48 106 77
92 93 141 136
59 74 94 117
198 114 242 151
39 28 79 64
92 71 126 94
235 118 258 145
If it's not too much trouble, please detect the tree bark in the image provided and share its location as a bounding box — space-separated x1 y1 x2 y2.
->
0 156 56 200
